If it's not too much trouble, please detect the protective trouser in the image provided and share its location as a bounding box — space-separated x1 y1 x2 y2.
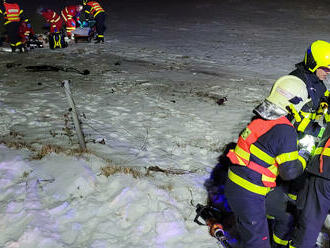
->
225 179 271 248
290 176 330 248
266 185 294 247
6 22 22 51
95 12 106 41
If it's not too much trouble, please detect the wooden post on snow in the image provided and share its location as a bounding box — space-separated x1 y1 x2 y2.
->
62 80 87 151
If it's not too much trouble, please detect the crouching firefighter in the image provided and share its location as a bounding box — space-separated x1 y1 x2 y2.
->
38 8 67 49
289 119 330 248
0 0 29 52
224 75 311 248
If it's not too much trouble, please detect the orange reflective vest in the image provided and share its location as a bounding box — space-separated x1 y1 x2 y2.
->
227 116 293 187
87 1 104 17
4 3 20 23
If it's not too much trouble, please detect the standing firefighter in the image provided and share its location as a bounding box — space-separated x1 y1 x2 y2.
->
290 40 330 137
0 0 28 52
82 0 105 43
61 5 83 39
224 75 310 248
289 120 330 247
266 40 330 248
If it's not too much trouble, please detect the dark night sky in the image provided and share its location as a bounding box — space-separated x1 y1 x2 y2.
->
6 0 192 31
19 0 196 13
20 0 108 13
2 0 131 32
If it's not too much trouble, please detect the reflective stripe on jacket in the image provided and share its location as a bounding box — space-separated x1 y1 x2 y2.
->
86 1 104 17
50 12 61 23
227 116 293 188
297 91 328 137
61 6 78 22
290 62 327 137
41 9 63 33
308 123 330 179
4 3 21 24
42 10 62 24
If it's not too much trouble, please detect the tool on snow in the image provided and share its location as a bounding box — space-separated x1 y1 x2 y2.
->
194 203 233 248
25 65 90 75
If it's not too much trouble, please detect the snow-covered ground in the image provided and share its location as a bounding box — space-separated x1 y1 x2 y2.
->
1 0 330 247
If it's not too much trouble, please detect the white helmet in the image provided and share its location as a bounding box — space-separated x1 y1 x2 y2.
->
76 5 83 12
266 75 309 114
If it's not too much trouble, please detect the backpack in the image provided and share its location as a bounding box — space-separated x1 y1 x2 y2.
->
49 32 67 49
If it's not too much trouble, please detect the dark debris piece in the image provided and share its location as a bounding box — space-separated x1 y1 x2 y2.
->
217 97 228 105
6 63 22 68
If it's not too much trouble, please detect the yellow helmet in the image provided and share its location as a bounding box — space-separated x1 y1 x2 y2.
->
266 75 309 113
304 40 330 72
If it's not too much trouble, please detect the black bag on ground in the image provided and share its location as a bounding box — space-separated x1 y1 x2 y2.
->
49 32 67 49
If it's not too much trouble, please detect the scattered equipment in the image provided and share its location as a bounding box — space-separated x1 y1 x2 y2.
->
49 32 68 49
26 35 44 49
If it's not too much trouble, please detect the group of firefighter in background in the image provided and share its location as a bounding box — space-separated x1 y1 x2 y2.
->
0 0 106 52
203 40 330 248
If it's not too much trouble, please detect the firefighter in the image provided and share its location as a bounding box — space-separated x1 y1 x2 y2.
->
224 75 311 248
289 120 330 247
82 0 106 43
38 8 63 34
290 40 330 138
19 21 34 44
267 40 330 248
0 0 29 52
38 8 68 49
19 21 43 49
61 5 83 39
